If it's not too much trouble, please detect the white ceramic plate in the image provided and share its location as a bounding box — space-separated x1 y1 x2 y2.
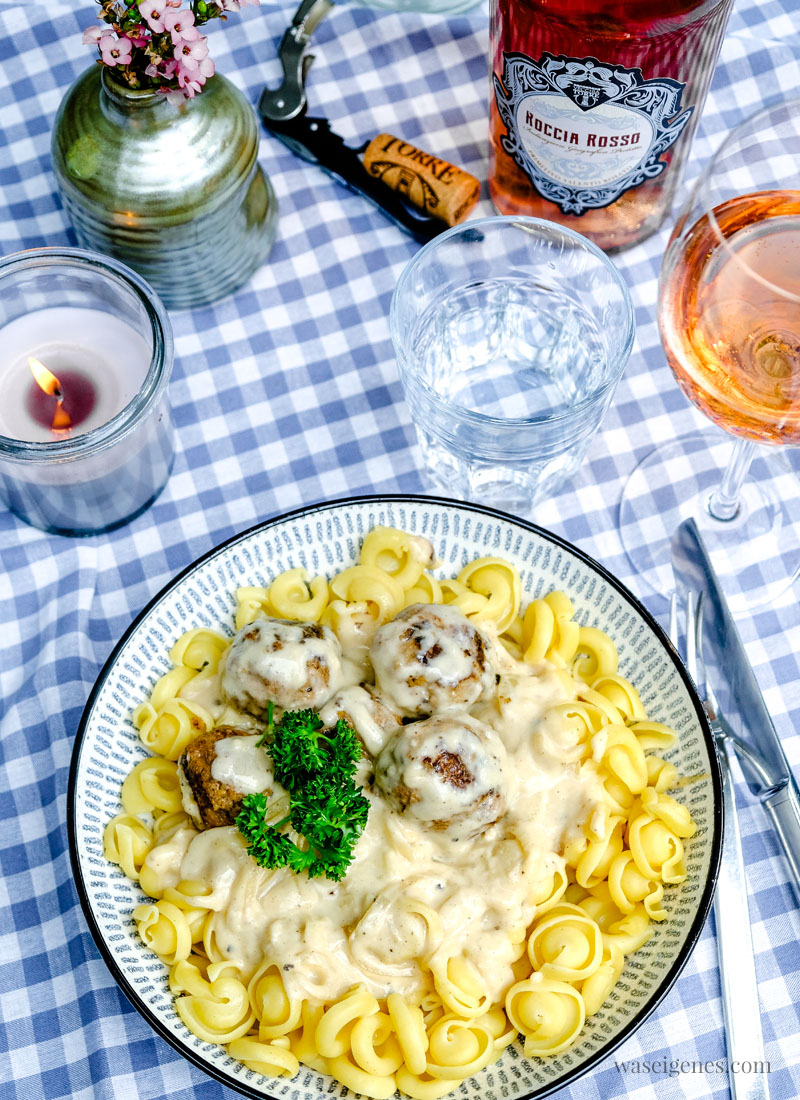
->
69 495 722 1100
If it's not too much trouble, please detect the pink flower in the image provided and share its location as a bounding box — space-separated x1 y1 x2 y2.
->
163 7 200 45
82 25 102 45
144 60 161 78
174 35 209 73
176 63 204 97
169 53 214 98
127 24 150 48
138 0 166 32
99 34 133 67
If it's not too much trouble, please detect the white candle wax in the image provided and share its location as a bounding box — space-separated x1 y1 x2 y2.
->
0 248 174 536
0 307 152 442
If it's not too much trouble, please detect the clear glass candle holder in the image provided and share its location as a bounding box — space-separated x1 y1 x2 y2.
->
390 216 634 514
0 248 174 536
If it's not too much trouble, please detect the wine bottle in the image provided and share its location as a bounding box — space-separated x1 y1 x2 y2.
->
489 0 735 251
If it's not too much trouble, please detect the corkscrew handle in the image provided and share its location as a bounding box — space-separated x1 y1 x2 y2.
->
258 0 479 241
259 114 462 243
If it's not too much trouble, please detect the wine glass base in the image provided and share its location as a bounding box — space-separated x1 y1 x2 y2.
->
619 431 800 612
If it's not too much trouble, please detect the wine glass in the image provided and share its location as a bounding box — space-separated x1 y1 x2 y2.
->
619 96 800 612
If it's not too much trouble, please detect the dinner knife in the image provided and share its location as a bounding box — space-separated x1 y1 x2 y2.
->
671 517 800 899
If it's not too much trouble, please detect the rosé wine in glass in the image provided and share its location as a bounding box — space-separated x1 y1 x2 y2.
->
659 190 800 444
620 98 800 610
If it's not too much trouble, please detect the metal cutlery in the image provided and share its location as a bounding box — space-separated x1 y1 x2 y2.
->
672 518 800 898
668 588 769 1100
257 0 457 242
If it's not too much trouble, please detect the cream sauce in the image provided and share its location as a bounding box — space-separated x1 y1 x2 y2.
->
211 734 274 795
376 714 507 833
151 605 610 1007
408 534 436 569
319 685 400 757
329 605 381 679
370 604 495 716
221 619 344 713
178 665 260 731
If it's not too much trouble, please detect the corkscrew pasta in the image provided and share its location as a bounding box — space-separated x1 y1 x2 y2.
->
105 525 698 1099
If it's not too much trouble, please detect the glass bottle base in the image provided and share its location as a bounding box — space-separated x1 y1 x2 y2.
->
487 179 670 253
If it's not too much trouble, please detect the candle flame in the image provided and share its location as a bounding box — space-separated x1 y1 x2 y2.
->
51 403 72 431
28 357 62 398
28 357 72 432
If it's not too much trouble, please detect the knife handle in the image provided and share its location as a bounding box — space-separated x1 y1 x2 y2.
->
260 113 458 243
763 783 800 902
714 736 770 1100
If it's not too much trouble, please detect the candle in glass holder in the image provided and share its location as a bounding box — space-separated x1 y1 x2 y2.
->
0 249 174 536
0 307 152 442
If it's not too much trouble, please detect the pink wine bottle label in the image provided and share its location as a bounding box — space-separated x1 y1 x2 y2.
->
494 53 693 216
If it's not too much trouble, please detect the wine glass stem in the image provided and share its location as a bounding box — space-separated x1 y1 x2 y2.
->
707 437 757 522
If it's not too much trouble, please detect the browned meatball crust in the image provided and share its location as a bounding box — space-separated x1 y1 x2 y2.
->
220 617 344 718
369 604 496 717
178 725 277 829
375 713 507 838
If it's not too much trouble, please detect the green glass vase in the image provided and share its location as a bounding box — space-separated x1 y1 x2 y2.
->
51 67 278 309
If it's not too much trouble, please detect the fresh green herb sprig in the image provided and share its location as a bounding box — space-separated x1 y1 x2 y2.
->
270 709 363 791
236 709 368 882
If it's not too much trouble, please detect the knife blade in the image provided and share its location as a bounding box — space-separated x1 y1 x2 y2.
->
672 517 800 899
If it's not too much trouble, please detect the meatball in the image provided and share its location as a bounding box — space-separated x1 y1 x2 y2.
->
220 617 343 717
178 725 282 829
375 714 507 838
319 684 403 757
370 603 496 717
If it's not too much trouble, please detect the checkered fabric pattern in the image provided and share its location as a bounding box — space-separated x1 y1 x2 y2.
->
1 2 799 1098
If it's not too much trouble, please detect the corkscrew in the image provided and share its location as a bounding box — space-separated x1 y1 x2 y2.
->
257 0 479 242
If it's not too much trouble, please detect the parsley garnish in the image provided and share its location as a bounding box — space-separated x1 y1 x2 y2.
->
236 709 369 882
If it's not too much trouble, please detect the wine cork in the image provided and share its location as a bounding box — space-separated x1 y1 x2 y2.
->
362 134 480 227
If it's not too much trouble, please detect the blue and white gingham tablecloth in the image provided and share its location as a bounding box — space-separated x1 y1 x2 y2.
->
1 1 798 1097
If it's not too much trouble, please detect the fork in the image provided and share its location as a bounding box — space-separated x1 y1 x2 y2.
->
669 590 769 1100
